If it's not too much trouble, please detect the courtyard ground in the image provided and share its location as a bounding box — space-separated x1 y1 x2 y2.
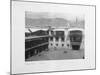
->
26 47 84 61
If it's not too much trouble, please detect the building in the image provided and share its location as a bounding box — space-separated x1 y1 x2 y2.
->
25 29 49 60
48 28 70 49
48 28 84 50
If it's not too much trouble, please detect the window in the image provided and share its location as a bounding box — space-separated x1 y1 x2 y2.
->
62 44 64 46
51 31 54 35
55 37 59 41
56 44 58 46
67 44 69 47
56 31 64 36
51 43 53 46
50 37 53 41
69 31 82 42
61 37 64 42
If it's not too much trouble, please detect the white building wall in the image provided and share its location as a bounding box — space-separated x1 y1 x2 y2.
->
48 28 84 50
48 29 70 50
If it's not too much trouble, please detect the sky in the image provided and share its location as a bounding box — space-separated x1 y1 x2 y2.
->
25 11 85 29
25 11 84 21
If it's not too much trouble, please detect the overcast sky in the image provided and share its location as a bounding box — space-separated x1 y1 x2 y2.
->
25 11 84 21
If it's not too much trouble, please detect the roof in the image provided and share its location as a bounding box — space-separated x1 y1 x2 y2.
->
68 28 84 32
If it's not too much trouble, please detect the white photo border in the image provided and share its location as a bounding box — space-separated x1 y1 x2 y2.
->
11 0 96 74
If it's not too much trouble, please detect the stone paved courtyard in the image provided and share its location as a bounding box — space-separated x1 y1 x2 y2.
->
26 47 84 61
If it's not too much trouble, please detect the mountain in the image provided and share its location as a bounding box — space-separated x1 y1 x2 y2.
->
25 18 69 28
25 18 84 29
